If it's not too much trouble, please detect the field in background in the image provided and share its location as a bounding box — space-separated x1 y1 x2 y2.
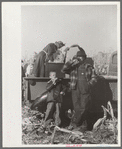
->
22 51 113 76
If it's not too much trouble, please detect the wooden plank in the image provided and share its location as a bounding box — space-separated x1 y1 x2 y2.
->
24 77 50 80
24 77 70 81
24 76 117 81
102 75 117 81
25 80 29 101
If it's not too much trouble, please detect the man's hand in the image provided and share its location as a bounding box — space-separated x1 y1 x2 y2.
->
70 44 79 48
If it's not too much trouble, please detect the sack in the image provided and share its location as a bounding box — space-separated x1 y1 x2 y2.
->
31 91 48 110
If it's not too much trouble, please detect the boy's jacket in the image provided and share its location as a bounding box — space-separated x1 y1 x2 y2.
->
62 58 98 90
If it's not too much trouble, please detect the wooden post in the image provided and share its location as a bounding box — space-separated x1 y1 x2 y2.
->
25 79 29 102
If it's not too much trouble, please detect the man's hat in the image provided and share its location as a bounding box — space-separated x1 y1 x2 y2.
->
58 41 65 47
77 49 87 57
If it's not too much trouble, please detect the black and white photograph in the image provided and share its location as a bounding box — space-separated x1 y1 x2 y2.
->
2 2 120 147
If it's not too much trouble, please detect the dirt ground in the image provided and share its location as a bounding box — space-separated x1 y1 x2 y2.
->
22 104 118 145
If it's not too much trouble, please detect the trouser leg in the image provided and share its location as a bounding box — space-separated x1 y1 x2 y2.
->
71 90 80 125
68 90 80 128
71 92 91 127
55 103 61 126
71 90 80 112
44 102 55 127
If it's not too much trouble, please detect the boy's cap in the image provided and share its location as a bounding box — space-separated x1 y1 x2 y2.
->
77 49 87 57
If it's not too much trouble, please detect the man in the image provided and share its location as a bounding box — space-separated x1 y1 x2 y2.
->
61 47 98 131
21 60 25 101
32 41 65 77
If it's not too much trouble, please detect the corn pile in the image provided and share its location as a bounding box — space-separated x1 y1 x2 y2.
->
22 101 118 144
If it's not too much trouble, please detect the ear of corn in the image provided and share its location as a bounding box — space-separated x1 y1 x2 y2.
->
107 101 115 120
93 101 116 131
93 117 105 130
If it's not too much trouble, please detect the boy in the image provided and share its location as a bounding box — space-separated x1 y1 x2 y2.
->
62 49 98 131
43 71 67 128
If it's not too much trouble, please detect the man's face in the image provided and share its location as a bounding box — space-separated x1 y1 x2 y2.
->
59 45 64 49
55 42 60 49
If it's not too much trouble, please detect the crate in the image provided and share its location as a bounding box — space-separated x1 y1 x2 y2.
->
45 62 65 78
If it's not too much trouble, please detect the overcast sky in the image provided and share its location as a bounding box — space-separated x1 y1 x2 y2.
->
22 4 117 60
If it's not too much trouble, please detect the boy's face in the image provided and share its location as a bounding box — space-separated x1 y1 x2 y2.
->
49 72 56 79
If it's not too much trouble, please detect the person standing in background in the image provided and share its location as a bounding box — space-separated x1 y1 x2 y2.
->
21 60 26 102
25 58 35 77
